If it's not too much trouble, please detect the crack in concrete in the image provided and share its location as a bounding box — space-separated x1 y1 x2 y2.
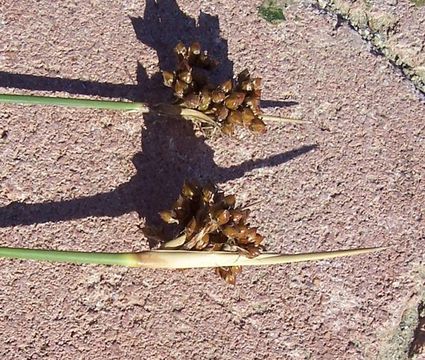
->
312 0 425 95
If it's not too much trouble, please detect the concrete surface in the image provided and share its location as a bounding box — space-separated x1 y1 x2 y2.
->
0 0 424 359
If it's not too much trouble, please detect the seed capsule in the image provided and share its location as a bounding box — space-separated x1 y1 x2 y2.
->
244 95 260 109
254 233 264 246
210 243 223 251
159 210 179 224
174 41 187 56
222 225 239 238
182 93 201 109
224 92 245 110
182 181 198 199
214 209 231 225
230 209 249 223
245 228 258 243
215 105 229 121
246 245 261 258
234 224 250 239
221 121 235 135
173 194 186 210
253 89 262 98
252 78 262 90
189 41 201 56
185 217 198 237
227 110 243 125
211 90 226 103
174 79 188 98
225 271 236 285
202 184 215 203
162 71 175 87
178 70 193 84
220 79 233 93
241 80 253 91
241 108 255 126
223 194 236 208
237 69 250 83
249 117 267 134
198 53 217 69
198 88 212 111
195 233 210 250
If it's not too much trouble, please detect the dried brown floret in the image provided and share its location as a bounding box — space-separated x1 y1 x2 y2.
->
220 79 233 93
211 90 226 104
227 110 243 125
215 105 229 121
162 71 175 88
249 117 267 134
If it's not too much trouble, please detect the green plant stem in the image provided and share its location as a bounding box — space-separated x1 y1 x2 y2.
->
0 93 149 112
0 247 140 267
0 246 387 269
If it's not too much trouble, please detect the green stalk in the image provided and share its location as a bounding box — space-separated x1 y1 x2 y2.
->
0 247 140 267
0 246 386 269
0 93 148 112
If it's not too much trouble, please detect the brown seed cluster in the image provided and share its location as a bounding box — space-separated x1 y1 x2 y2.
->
158 181 265 284
162 41 266 135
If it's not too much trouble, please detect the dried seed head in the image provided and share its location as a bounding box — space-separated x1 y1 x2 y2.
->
163 42 266 136
152 181 265 284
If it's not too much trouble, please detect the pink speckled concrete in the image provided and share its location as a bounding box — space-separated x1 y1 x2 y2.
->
0 1 424 359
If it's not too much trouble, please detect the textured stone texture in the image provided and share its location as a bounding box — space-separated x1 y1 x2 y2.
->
0 1 424 359
314 0 425 93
